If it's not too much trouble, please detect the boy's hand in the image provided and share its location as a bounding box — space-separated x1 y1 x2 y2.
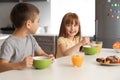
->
22 54 34 68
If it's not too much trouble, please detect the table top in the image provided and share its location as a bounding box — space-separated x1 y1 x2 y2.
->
0 48 120 80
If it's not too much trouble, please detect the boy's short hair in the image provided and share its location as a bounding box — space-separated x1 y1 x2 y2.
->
10 2 39 28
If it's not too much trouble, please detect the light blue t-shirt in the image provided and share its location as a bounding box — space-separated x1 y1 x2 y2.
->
0 35 41 62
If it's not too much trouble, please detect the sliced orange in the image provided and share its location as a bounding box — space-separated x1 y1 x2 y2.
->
113 41 120 49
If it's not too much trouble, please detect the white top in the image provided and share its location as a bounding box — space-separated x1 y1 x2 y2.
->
0 48 120 80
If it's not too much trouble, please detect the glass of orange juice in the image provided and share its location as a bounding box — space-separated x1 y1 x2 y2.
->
72 52 84 67
91 41 103 53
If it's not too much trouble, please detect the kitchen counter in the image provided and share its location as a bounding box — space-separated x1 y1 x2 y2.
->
0 34 9 47
0 34 9 40
33 35 57 54
0 48 120 80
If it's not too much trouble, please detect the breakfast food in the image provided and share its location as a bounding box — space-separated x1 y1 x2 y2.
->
113 42 120 53
96 55 120 64
113 41 120 49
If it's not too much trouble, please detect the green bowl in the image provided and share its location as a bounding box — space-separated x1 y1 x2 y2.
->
33 56 52 69
83 46 98 55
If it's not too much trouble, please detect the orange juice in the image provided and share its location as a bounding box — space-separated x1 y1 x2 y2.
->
97 43 102 53
91 41 103 53
72 54 84 67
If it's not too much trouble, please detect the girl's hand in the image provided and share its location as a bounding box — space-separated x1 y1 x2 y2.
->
81 37 90 46
48 54 55 63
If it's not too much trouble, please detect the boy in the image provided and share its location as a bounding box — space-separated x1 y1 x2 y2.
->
0 3 54 72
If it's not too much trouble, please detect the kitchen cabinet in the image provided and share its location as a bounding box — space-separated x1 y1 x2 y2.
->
0 0 48 2
0 27 15 34
0 0 19 2
23 0 48 2
33 35 57 55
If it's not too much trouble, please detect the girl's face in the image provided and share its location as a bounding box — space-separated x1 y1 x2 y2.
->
65 20 79 38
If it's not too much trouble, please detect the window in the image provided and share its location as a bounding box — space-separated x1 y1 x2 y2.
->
51 0 95 37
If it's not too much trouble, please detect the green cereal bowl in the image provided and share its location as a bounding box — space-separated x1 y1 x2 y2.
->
83 46 98 55
33 56 52 69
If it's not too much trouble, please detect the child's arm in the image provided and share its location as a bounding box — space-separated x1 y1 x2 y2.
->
35 49 55 62
59 37 90 56
0 54 34 72
35 49 49 56
59 42 83 56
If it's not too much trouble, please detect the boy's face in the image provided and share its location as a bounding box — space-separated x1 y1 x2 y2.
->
28 14 40 34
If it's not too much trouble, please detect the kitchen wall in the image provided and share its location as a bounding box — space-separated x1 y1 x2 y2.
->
0 0 95 36
50 0 95 36
0 1 50 34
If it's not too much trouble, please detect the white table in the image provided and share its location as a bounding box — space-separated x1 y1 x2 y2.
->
0 48 120 80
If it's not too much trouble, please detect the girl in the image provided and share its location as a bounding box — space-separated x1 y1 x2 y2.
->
56 12 90 58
